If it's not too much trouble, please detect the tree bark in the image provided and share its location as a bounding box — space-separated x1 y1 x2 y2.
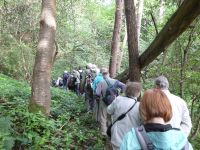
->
124 0 140 81
109 0 123 78
159 0 165 19
116 26 127 73
117 0 200 82
30 0 56 115
179 28 195 97
136 0 144 45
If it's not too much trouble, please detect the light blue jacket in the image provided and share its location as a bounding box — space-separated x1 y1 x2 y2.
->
92 73 103 92
120 128 193 150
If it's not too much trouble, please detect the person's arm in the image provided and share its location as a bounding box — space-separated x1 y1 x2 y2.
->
116 81 125 92
107 98 116 115
180 101 192 136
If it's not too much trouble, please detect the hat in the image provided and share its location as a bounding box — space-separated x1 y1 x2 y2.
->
64 70 68 73
86 63 93 69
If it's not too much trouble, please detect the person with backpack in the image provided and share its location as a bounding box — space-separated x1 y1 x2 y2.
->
95 68 125 136
120 89 193 150
107 82 142 150
72 70 81 95
67 74 76 92
55 77 63 87
92 68 105 123
63 71 69 91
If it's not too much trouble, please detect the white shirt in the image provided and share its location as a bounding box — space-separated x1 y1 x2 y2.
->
163 90 192 136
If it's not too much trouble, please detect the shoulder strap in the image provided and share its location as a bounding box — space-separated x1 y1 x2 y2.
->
182 141 189 150
135 125 155 150
112 100 137 125
104 78 112 87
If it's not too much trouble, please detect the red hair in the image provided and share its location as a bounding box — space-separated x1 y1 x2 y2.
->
139 89 172 122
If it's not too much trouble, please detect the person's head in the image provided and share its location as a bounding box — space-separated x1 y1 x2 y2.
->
139 88 172 123
154 75 169 90
125 82 142 98
64 70 68 74
85 69 91 75
86 63 92 69
100 67 109 77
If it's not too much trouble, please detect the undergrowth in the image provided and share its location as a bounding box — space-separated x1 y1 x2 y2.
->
0 74 104 149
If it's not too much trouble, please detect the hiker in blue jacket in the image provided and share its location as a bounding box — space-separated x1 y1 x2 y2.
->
120 89 193 150
92 68 104 122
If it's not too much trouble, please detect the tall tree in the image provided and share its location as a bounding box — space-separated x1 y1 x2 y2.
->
116 25 127 73
136 0 144 45
179 28 195 97
117 0 200 82
124 0 140 81
30 0 56 115
109 0 123 78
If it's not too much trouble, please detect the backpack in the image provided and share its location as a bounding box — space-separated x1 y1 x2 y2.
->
68 76 76 87
59 79 63 87
102 79 119 106
85 74 93 90
135 125 190 150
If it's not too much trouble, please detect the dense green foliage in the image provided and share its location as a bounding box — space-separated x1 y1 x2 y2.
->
0 0 200 148
0 0 115 80
0 74 104 149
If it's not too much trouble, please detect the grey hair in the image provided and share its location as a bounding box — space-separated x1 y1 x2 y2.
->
154 75 169 89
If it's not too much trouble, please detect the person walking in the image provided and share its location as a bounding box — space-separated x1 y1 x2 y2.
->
107 82 142 150
63 71 69 91
154 75 192 136
95 68 125 136
92 68 104 122
120 89 193 150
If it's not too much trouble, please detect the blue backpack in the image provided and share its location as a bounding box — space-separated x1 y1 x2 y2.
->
102 79 119 106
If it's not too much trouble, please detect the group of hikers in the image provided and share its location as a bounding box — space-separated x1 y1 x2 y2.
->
54 63 193 149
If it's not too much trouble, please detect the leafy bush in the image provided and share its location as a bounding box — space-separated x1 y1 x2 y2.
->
0 74 103 149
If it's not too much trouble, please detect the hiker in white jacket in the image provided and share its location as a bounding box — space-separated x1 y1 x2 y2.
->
107 82 142 150
154 75 192 136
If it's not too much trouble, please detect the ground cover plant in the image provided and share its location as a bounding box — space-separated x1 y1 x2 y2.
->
0 74 104 149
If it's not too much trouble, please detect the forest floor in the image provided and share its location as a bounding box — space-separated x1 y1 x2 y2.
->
0 74 106 149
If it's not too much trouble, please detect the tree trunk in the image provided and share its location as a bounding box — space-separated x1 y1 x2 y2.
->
179 28 195 97
159 0 165 19
117 0 200 82
116 26 127 73
30 0 56 115
136 0 144 45
124 0 140 81
109 0 123 78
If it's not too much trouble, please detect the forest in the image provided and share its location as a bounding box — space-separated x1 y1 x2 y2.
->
0 0 200 149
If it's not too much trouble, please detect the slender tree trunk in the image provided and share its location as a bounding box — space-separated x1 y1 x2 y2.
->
159 0 165 19
30 0 56 115
117 0 200 82
179 28 195 97
109 0 123 78
124 0 140 81
136 0 144 46
178 0 184 6
116 26 127 73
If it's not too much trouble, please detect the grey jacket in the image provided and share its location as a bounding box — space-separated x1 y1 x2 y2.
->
107 96 141 150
